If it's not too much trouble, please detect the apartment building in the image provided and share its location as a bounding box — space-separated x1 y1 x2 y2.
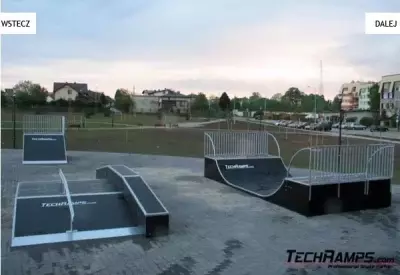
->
358 83 374 110
339 81 373 111
379 73 400 117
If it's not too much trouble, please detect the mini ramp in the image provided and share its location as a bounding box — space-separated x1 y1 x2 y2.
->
11 165 169 247
22 115 67 164
204 156 289 198
204 131 394 216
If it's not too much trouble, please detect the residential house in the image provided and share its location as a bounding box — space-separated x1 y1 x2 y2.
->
133 95 160 113
379 73 400 117
135 89 194 114
53 82 89 101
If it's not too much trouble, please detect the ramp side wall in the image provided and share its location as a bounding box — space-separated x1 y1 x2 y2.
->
96 166 169 237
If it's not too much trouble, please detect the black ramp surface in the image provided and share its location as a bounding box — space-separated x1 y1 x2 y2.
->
23 134 66 162
125 177 166 214
217 157 288 196
110 165 138 176
14 194 137 237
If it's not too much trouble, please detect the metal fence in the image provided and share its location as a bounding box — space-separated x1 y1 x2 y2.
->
287 144 395 184
204 130 281 158
23 115 65 134
59 169 74 232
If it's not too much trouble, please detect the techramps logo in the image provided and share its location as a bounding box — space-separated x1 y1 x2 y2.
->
32 137 57 141
41 201 96 208
224 164 255 170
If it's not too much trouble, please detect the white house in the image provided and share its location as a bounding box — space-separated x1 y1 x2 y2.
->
53 82 88 101
133 95 160 113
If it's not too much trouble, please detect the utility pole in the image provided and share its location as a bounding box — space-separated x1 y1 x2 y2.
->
12 89 16 149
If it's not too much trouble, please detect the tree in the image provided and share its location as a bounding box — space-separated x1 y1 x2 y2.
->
100 93 108 107
271 93 283 101
219 92 231 111
282 87 303 108
368 83 380 112
1 90 7 107
332 95 341 112
30 84 47 106
12 80 47 108
114 88 134 113
191 93 209 111
368 83 380 124
12 80 35 94
219 92 233 129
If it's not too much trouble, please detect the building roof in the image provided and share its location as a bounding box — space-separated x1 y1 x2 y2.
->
53 82 88 94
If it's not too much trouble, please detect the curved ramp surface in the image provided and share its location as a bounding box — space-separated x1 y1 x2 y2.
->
204 156 289 197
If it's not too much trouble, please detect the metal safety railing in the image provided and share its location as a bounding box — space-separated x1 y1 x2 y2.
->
23 115 65 134
59 169 74 232
287 144 395 184
204 130 281 158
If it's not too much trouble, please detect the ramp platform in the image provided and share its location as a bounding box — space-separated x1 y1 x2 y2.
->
12 165 169 247
23 134 67 164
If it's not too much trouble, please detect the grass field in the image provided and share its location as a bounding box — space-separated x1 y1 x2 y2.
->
1 111 209 129
2 120 399 182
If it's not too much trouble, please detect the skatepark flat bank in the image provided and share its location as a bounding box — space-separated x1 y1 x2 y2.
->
2 150 399 275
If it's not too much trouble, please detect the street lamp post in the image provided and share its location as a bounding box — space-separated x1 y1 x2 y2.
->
12 90 16 149
337 91 346 174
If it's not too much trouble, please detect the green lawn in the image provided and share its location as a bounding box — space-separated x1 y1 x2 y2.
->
1 111 208 129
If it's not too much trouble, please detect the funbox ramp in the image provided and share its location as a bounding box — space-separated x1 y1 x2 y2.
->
11 165 169 247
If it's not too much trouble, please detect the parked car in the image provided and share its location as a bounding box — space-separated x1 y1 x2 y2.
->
370 125 389 132
297 122 310 129
349 123 367 130
332 123 340 129
315 121 332 131
305 123 317 130
341 122 352 130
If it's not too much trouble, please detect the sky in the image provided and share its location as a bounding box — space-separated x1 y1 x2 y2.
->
1 0 400 100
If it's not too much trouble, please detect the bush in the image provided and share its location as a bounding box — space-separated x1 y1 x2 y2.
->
359 117 374 127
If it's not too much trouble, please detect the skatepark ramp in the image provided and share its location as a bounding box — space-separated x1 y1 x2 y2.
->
204 131 395 216
11 165 169 247
280 144 395 216
204 130 289 198
22 115 67 164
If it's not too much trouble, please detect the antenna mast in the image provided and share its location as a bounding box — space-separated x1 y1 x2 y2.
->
319 60 324 97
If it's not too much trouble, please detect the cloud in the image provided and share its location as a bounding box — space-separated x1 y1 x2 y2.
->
1 0 399 100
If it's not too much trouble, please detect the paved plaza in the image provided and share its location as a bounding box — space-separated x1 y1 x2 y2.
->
1 150 399 275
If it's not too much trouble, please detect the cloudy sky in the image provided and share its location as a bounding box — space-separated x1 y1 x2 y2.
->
1 0 400 99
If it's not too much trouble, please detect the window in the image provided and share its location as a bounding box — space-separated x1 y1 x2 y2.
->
67 89 72 95
394 81 400 92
